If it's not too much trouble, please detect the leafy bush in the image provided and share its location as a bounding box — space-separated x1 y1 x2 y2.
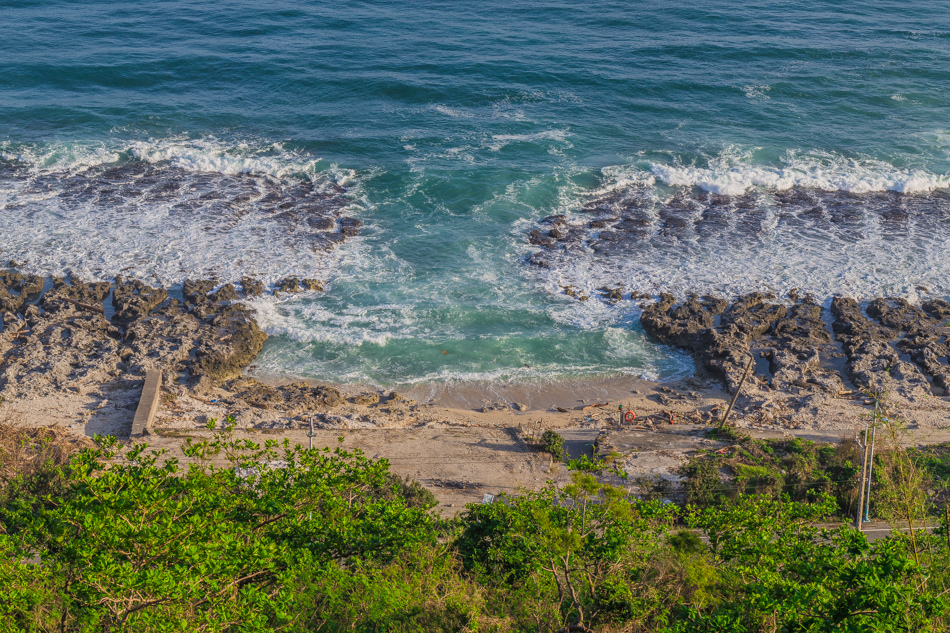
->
456 472 681 631
2 417 950 631
0 425 443 630
682 457 727 507
682 435 862 515
678 494 948 631
540 429 565 460
567 454 603 472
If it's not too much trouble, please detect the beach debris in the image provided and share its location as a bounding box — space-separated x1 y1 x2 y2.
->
718 356 754 429
62 297 106 314
430 479 476 490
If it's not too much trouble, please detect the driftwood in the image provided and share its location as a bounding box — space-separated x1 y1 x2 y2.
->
62 297 105 314
719 356 755 429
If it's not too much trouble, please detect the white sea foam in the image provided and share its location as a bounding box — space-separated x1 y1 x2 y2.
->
527 197 950 305
588 163 657 197
0 137 363 285
432 104 476 118
246 296 403 346
743 84 771 101
522 146 950 312
0 141 121 173
487 129 571 152
650 149 950 196
1 137 330 181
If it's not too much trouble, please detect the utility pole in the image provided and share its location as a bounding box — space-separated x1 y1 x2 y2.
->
864 405 878 523
855 423 870 531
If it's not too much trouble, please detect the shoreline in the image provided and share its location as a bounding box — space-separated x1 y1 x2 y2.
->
3 268 950 511
3 270 950 434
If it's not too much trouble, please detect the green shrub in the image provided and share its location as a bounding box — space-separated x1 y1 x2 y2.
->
0 426 443 630
567 455 603 472
540 429 565 460
668 529 704 554
683 457 727 508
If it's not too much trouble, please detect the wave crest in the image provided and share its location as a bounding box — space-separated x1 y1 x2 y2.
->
649 150 950 196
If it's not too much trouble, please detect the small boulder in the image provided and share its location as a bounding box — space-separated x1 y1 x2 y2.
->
302 279 324 292
276 277 301 293
350 393 380 406
241 277 265 297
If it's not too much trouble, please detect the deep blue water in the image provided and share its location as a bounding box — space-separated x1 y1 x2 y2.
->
1 1 949 386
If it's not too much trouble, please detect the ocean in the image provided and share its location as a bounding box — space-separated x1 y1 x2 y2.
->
1 0 948 388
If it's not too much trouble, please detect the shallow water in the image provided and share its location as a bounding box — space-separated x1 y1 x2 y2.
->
1 0 949 386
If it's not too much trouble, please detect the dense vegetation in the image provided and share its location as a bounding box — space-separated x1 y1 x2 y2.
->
1 419 950 632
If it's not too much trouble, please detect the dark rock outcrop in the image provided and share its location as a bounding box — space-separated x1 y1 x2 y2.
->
241 276 265 297
831 296 932 398
0 272 270 399
112 278 167 322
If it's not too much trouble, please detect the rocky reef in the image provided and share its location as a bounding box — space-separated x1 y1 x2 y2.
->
0 268 428 435
637 290 950 426
0 273 279 401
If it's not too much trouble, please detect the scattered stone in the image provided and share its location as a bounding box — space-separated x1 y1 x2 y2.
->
562 285 589 302
598 286 624 303
529 230 554 246
301 279 324 292
241 276 265 297
830 296 931 399
192 304 267 381
351 393 380 406
276 277 301 293
182 279 215 304
339 217 362 237
209 283 239 303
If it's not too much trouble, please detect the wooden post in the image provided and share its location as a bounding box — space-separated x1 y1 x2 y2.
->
719 356 754 429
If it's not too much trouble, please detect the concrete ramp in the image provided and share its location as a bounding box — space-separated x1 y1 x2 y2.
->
131 370 162 436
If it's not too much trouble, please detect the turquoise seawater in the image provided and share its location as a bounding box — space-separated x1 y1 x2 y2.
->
1 1 949 386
